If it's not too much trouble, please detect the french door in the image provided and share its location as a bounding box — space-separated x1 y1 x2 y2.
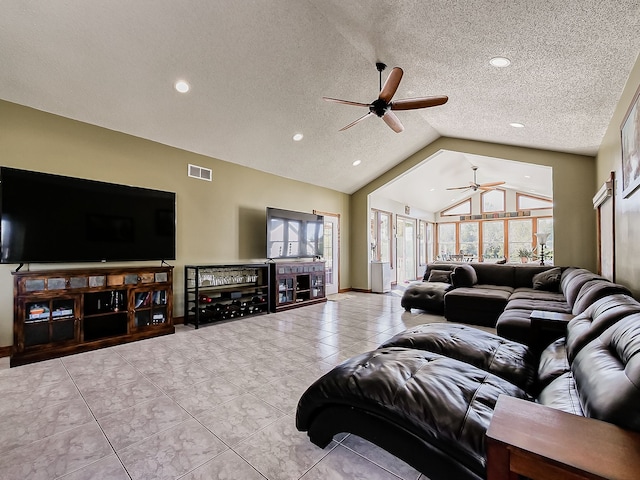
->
396 216 417 284
318 212 339 295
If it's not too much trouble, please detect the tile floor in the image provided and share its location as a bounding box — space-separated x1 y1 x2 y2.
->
0 291 467 480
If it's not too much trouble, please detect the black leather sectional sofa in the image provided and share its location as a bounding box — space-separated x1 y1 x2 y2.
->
296 269 639 480
401 262 630 345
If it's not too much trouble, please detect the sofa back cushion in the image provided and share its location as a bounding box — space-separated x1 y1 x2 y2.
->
571 280 633 316
560 268 606 307
566 294 640 362
571 312 640 432
470 263 511 286
451 264 477 287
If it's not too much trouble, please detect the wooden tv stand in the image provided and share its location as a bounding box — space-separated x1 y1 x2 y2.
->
11 266 174 367
270 260 326 312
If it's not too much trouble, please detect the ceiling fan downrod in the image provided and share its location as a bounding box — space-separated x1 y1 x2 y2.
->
376 62 387 91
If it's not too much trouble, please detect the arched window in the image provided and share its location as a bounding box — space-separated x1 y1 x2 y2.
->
442 199 471 216
481 189 505 213
517 193 553 210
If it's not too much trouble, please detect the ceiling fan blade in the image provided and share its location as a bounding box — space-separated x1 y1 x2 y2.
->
390 96 449 111
379 67 403 103
382 111 404 133
323 97 370 108
479 186 497 191
446 186 471 191
479 181 506 188
339 112 372 131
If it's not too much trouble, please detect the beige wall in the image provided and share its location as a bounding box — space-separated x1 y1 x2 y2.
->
0 101 350 347
596 54 640 297
351 139 597 290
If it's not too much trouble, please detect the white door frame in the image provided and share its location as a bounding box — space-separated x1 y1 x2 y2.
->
315 210 340 295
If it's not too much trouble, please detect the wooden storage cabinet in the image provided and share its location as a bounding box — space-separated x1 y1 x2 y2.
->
271 261 326 312
184 264 271 329
12 266 174 367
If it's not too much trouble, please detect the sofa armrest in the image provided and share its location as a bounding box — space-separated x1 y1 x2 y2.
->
486 395 640 480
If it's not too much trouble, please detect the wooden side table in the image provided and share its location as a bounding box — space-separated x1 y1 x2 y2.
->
486 395 640 480
529 310 574 352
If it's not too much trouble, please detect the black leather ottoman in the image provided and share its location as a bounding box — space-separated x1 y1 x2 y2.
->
401 281 450 313
444 285 513 327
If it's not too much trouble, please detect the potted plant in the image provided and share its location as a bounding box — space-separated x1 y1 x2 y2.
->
517 248 532 263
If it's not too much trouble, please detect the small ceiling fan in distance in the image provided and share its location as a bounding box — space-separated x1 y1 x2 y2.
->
323 62 448 133
447 166 506 192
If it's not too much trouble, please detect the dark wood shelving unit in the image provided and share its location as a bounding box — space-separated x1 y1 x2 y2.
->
184 264 271 328
11 266 174 367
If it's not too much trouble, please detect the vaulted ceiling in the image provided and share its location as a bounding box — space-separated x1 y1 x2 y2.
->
1 1 639 203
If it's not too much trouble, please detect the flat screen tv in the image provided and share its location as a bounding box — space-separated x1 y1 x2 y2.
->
266 207 324 259
0 167 176 264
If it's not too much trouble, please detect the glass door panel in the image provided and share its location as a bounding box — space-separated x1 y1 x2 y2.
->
396 216 417 284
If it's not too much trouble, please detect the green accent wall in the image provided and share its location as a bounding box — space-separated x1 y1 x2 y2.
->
0 100 350 347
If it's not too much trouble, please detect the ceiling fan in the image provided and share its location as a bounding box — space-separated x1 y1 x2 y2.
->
446 166 506 192
323 62 448 133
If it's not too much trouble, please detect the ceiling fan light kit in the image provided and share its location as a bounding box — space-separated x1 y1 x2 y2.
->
323 62 448 133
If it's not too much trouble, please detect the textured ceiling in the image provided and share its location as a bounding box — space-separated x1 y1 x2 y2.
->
1 1 639 206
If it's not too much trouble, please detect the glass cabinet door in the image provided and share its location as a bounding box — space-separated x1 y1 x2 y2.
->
133 288 169 327
278 277 294 304
23 297 77 348
311 274 325 298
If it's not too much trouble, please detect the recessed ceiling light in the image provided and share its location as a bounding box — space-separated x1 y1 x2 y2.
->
490 57 511 68
174 80 190 93
429 188 435 192
510 122 525 128
524 175 531 179
352 160 361 166
292 133 304 141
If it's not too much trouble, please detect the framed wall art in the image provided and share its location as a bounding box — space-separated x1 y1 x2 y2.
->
621 84 640 198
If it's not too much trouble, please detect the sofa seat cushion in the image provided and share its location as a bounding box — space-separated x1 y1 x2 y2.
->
536 372 584 416
296 347 530 477
496 309 539 344
401 281 450 313
509 288 566 303
503 297 571 314
537 338 569 390
444 286 512 327
379 323 537 392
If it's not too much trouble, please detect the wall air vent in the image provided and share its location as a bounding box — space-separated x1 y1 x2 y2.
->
188 164 212 181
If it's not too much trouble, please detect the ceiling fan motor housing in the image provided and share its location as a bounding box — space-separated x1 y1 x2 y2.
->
370 98 390 117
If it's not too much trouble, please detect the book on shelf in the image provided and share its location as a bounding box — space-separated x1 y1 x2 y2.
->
135 292 152 308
